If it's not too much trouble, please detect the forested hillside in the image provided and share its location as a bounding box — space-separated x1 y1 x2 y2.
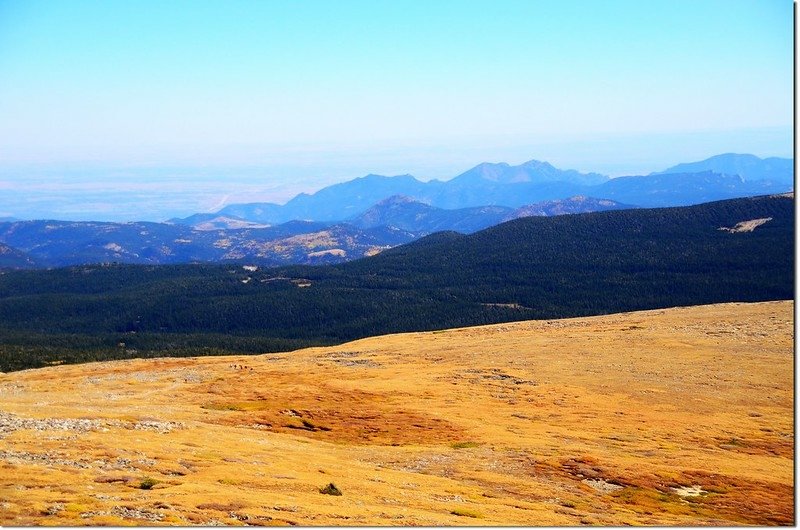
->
0 194 792 372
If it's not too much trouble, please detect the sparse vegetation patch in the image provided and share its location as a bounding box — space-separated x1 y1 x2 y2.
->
196 502 245 511
451 508 483 518
450 441 481 449
284 418 333 432
138 477 159 490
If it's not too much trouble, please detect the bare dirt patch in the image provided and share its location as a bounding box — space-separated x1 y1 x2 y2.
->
718 217 772 233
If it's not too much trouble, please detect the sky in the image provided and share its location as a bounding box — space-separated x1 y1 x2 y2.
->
0 0 793 221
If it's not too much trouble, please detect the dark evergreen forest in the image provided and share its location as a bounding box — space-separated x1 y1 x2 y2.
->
0 194 792 372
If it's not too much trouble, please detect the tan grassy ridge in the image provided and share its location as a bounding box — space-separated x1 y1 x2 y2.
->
0 300 793 526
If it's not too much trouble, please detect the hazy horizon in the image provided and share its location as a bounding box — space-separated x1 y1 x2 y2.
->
0 128 793 223
0 0 792 222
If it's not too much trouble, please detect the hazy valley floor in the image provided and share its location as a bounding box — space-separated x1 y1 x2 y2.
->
0 301 793 526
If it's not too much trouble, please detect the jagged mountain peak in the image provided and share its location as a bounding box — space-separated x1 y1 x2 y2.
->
451 159 608 186
519 159 556 170
113 153 799 229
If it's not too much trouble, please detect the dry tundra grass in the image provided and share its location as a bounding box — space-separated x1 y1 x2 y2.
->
0 301 793 526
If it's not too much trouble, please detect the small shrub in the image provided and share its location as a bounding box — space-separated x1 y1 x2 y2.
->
319 482 342 496
139 477 158 490
196 502 245 511
451 441 481 449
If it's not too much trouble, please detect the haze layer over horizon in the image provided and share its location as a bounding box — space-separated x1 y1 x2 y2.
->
0 0 792 221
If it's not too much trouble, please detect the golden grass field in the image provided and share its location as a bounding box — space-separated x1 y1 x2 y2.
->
0 301 793 526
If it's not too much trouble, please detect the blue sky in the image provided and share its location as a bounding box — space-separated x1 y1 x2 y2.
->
0 0 793 220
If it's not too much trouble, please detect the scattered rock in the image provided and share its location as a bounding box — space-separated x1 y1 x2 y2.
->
0 449 91 469
672 485 706 497
132 420 182 433
42 503 65 516
319 482 342 496
82 506 165 522
0 411 182 437
582 478 624 493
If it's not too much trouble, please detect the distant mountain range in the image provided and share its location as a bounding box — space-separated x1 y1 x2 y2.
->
350 195 633 233
171 153 792 226
0 195 631 269
0 153 792 269
653 153 794 185
0 220 416 269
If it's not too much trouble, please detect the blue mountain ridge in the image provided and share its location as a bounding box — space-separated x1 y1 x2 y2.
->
653 153 794 185
172 154 792 225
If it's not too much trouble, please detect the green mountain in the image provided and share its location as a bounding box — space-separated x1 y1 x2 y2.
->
0 194 792 372
0 196 632 268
